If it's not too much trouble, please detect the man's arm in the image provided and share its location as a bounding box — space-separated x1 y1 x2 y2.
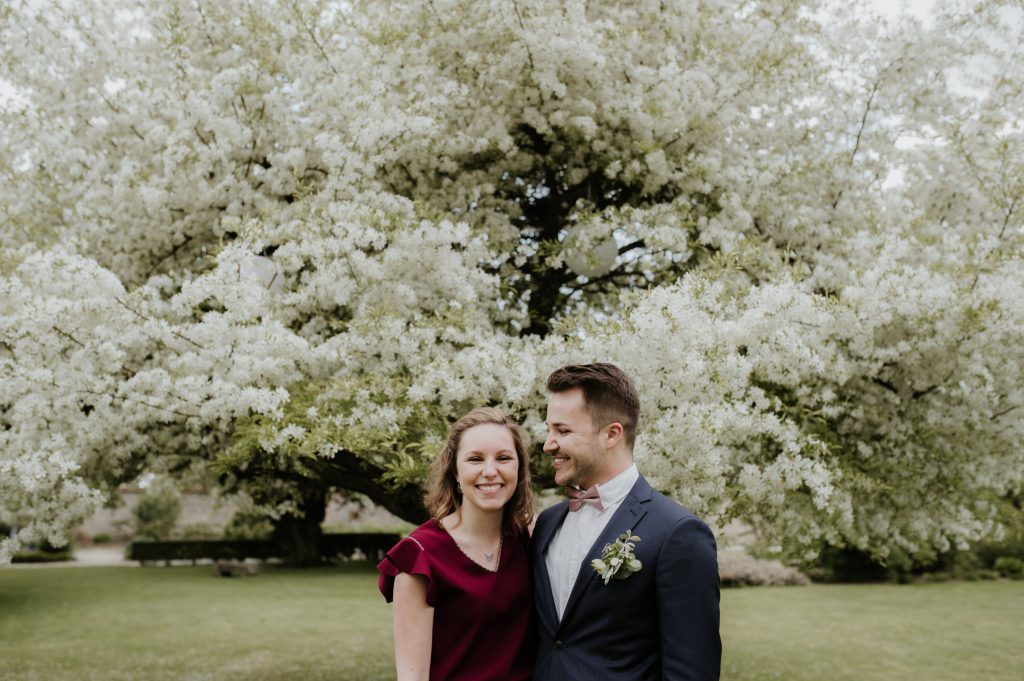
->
655 516 721 681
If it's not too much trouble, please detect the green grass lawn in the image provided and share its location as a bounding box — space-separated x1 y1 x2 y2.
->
1 565 1021 681
721 580 1024 681
0 564 393 681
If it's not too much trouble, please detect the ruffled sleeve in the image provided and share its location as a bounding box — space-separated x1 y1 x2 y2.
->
377 535 437 607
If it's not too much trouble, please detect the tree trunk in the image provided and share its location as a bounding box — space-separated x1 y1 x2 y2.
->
271 486 328 567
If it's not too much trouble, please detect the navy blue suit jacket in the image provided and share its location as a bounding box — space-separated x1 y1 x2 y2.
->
532 475 721 681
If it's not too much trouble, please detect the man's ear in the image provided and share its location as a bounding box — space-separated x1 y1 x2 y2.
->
604 422 624 449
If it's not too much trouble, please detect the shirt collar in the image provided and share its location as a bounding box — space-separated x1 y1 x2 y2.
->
594 463 639 509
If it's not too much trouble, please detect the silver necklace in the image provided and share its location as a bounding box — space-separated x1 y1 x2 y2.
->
467 532 502 565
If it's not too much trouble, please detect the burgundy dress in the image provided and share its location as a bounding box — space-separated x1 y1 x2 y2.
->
377 519 535 681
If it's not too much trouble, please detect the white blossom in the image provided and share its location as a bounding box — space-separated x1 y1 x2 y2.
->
1 0 1021 562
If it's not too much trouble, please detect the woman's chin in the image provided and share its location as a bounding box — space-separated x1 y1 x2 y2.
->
466 494 512 512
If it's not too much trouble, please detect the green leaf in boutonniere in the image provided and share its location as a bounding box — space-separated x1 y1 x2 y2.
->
591 530 642 585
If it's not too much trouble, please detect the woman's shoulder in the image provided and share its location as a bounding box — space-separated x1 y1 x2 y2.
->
502 521 531 554
503 520 527 539
378 520 443 605
404 518 448 550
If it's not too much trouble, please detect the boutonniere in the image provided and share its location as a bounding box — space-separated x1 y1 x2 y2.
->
591 530 642 584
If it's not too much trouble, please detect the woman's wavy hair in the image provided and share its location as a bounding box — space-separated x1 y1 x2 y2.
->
424 407 534 531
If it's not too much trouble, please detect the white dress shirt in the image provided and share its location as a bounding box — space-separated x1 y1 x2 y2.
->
545 464 640 620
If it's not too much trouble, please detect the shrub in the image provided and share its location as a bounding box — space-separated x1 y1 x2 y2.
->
802 506 1024 582
11 550 72 563
994 557 1024 580
92 533 112 544
974 499 1024 567
319 533 400 563
40 537 72 553
718 549 810 587
126 533 401 565
800 545 896 583
223 510 274 541
128 539 276 564
177 523 221 540
132 484 182 541
921 571 952 583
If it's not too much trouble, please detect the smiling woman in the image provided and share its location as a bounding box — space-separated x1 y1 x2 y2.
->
376 408 535 681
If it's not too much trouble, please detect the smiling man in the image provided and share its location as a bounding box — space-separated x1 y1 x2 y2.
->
532 363 721 681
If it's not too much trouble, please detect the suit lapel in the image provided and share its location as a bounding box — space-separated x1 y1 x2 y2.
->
536 502 570 556
557 476 653 630
534 501 570 628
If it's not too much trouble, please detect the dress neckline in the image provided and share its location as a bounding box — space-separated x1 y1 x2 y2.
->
437 522 504 573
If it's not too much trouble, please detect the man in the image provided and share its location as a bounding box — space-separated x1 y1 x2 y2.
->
532 363 721 681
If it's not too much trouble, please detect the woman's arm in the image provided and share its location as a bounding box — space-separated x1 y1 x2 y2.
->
392 571 434 681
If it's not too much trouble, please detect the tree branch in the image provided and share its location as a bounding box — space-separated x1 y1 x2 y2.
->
618 239 646 256
990 405 1019 421
52 326 85 348
144 234 193 281
291 1 340 76
872 377 898 394
511 0 539 97
114 297 207 350
850 79 880 164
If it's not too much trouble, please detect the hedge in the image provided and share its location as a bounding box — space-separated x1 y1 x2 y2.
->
11 551 74 564
127 533 400 565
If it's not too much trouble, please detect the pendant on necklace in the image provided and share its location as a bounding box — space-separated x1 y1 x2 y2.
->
483 552 494 563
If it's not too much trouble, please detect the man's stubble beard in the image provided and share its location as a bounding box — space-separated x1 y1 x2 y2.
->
564 445 601 489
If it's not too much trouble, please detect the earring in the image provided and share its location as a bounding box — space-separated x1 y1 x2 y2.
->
456 483 463 495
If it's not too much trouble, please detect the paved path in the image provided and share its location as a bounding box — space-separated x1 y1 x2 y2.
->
2 544 136 569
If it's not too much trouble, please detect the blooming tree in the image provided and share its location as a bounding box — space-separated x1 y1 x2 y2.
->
1 0 1021 564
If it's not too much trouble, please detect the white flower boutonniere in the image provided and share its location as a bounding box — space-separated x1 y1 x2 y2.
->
591 530 642 584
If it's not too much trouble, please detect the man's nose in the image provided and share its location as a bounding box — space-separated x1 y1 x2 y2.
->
543 433 558 452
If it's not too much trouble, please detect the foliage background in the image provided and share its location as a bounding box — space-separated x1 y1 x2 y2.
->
1 0 1022 564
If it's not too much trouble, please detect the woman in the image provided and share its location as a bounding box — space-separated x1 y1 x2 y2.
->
377 407 535 681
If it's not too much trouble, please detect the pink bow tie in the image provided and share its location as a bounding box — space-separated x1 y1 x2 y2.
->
566 485 604 512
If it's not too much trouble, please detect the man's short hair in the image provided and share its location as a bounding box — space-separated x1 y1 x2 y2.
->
546 363 640 448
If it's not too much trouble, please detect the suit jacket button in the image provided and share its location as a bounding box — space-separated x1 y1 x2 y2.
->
554 640 566 649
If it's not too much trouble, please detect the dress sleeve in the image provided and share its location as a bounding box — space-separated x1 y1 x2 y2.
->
377 535 437 607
